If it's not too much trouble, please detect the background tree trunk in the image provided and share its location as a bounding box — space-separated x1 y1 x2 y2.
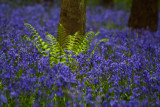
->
58 0 86 49
101 0 114 8
128 0 158 32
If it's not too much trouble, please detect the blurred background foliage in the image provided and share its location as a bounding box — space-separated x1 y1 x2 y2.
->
87 0 132 8
0 0 132 9
86 0 133 11
1 0 160 11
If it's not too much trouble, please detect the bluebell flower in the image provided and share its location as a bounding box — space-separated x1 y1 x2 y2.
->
57 74 67 87
65 101 71 107
84 93 93 104
33 101 40 107
1 2 160 106
45 102 53 107
110 99 117 107
10 90 18 98
96 95 102 104
105 93 109 99
156 98 160 106
0 94 7 104
102 100 108 107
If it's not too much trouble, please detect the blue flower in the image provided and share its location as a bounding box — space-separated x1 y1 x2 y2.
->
10 90 18 98
84 93 93 104
102 100 108 107
33 101 40 107
0 94 7 104
105 93 109 99
110 100 116 106
96 95 102 103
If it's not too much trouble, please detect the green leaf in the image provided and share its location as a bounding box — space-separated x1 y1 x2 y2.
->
95 31 100 36
34 37 38 42
45 47 50 51
41 42 45 46
60 57 67 63
99 38 109 43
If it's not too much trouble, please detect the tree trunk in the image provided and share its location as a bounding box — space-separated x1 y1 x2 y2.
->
101 0 114 8
58 0 86 50
128 0 158 32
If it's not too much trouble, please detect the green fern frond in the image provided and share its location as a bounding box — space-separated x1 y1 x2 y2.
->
45 32 67 67
55 23 80 67
98 38 109 43
65 32 79 51
57 23 67 50
72 31 100 56
45 32 63 55
25 23 50 56
24 23 109 71
24 23 69 68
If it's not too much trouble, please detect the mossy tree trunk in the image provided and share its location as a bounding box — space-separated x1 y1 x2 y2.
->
101 0 114 8
128 0 158 32
58 0 86 50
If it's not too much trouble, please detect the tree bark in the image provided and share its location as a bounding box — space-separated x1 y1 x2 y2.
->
101 0 114 8
128 0 158 32
58 0 86 49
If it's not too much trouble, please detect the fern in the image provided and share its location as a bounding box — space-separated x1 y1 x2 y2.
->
56 23 67 55
72 31 100 56
24 23 50 56
24 23 109 70
45 32 67 66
